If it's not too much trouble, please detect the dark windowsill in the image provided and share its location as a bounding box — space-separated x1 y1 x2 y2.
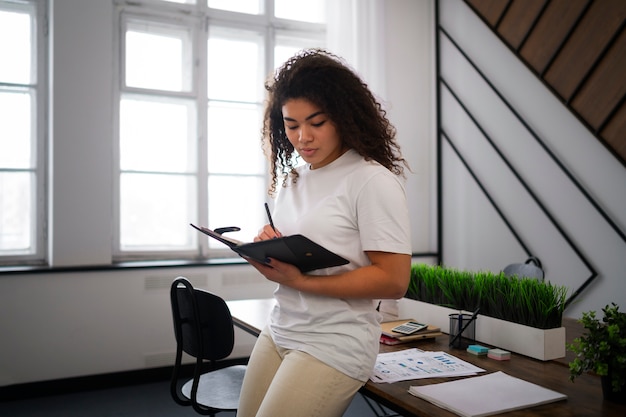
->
0 257 248 276
0 252 436 276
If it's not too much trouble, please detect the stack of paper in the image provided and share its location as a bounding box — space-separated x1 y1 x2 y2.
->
408 371 567 417
370 349 485 383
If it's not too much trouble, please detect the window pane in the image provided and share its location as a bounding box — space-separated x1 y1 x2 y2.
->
208 101 264 175
274 32 325 69
0 172 34 253
275 0 325 23
0 9 32 84
116 2 325 260
0 90 32 168
208 175 265 245
120 96 196 173
274 45 300 70
207 29 264 102
125 21 192 91
208 0 261 15
120 173 196 249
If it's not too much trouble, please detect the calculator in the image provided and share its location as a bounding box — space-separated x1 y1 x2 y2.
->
391 321 428 335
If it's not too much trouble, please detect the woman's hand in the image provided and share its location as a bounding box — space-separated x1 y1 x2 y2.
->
247 224 304 285
245 256 306 287
253 224 282 242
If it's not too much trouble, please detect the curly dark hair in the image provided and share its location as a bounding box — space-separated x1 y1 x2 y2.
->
263 48 408 195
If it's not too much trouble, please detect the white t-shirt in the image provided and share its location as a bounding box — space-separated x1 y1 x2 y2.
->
268 149 412 382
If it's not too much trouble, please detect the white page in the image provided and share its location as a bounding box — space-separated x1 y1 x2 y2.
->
371 350 485 383
408 371 567 417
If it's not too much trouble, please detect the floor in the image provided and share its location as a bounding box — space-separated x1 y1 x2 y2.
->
0 379 396 417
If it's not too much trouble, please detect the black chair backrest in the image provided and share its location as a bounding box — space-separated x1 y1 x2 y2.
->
170 277 234 361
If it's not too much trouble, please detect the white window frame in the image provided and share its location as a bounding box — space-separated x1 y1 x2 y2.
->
113 0 325 262
0 0 48 266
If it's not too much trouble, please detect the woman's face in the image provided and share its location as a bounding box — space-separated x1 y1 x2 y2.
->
282 98 345 170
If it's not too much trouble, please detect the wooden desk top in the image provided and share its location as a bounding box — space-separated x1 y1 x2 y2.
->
227 299 626 417
229 298 275 337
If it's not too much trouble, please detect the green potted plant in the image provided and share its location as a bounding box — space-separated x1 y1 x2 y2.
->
405 264 568 329
401 264 569 361
568 302 626 403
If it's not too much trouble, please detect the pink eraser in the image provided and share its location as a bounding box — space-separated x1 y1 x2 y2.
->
488 348 510 360
488 353 509 360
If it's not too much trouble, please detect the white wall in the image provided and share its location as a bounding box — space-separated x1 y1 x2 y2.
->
0 0 436 386
49 0 115 266
438 0 626 318
384 0 438 253
0 265 274 386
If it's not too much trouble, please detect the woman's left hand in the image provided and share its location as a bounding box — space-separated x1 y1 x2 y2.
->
245 256 307 287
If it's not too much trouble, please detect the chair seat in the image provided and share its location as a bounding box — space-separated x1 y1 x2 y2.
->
181 365 247 411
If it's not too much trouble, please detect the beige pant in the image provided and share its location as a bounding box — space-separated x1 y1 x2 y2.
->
237 329 364 417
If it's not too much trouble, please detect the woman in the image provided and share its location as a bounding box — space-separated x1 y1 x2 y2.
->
237 49 412 417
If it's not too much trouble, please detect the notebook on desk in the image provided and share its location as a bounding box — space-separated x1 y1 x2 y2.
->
408 371 567 417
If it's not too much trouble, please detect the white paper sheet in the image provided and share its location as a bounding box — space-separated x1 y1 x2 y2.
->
408 371 567 417
370 349 485 383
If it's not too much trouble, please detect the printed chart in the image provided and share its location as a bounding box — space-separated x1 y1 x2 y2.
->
371 348 485 383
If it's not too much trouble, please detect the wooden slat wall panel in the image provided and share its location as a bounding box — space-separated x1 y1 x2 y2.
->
497 0 545 50
602 102 626 156
545 0 626 101
572 30 626 130
465 0 509 27
520 0 588 74
463 0 626 166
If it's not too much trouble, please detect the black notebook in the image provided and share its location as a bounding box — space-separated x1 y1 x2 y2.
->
191 224 349 273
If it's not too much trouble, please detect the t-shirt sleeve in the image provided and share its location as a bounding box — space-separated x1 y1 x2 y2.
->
357 171 412 255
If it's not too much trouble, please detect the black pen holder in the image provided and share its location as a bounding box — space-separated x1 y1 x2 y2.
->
448 313 476 349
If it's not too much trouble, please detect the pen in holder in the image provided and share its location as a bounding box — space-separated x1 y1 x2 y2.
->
448 309 479 349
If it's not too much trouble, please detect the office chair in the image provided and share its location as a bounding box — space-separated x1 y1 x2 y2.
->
170 276 246 416
502 256 544 281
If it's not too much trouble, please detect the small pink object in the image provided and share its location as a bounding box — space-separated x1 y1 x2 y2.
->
487 348 511 361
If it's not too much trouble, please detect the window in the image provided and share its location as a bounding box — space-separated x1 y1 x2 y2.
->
115 0 325 260
0 0 46 265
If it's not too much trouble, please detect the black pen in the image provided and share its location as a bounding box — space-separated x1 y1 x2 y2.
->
264 202 276 233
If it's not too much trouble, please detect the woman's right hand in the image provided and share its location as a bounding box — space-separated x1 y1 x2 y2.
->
253 224 282 242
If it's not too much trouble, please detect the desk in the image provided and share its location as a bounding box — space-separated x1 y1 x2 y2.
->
227 299 626 417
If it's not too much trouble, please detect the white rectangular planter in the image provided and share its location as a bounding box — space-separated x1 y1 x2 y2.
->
398 298 565 361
